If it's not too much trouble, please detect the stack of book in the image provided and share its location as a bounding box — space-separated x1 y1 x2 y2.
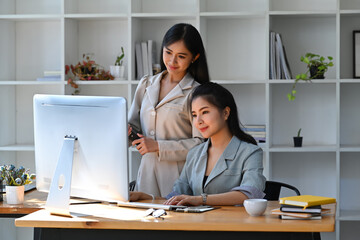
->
271 195 336 220
269 31 292 80
135 40 160 79
36 70 61 81
242 124 266 143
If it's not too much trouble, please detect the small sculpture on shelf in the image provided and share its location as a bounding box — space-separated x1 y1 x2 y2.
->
288 53 334 101
65 53 114 95
293 128 303 147
110 47 125 80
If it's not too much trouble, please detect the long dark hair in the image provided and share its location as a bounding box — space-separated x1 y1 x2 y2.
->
160 23 210 84
190 82 257 145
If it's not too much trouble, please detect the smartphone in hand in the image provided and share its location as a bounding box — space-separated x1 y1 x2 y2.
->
129 129 140 142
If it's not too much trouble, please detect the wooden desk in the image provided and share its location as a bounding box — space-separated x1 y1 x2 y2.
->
15 201 335 240
0 190 46 217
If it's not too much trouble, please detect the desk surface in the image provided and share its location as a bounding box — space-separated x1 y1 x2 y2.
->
0 190 46 215
15 201 335 233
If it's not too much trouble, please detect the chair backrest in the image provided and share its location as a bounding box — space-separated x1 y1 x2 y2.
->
263 181 301 200
129 180 136 192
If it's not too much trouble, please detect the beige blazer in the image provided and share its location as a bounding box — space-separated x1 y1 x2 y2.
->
128 71 203 197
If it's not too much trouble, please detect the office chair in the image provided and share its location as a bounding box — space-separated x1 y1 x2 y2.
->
263 180 301 200
129 180 136 191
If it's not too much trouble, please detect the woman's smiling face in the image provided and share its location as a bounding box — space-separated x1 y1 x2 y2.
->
162 40 198 77
191 96 229 139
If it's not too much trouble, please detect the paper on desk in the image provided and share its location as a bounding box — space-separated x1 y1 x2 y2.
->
69 204 148 220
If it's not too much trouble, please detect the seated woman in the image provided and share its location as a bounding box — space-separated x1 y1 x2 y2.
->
130 82 266 206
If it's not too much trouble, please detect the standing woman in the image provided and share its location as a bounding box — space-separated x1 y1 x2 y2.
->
128 23 210 197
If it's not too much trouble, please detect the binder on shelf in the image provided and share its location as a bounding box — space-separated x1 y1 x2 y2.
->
141 41 149 76
147 40 156 76
269 31 292 80
269 31 276 79
279 195 336 209
275 33 292 80
135 42 143 80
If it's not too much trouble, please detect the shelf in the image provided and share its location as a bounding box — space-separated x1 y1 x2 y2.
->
131 13 196 19
269 145 337 152
0 81 64 85
340 79 360 83
200 12 266 18
269 79 338 84
69 80 130 85
340 10 360 15
213 80 266 84
340 146 360 152
0 14 62 21
64 13 128 20
0 144 34 152
269 11 337 17
339 210 360 221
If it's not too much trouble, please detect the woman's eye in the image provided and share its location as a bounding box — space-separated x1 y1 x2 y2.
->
179 55 186 59
192 114 197 118
202 111 209 114
166 51 171 55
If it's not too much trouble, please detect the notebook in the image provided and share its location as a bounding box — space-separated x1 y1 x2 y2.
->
271 208 320 218
279 195 336 209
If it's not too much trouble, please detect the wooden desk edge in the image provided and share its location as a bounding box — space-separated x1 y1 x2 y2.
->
15 202 335 233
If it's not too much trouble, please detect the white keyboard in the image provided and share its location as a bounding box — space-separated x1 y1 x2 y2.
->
117 201 186 210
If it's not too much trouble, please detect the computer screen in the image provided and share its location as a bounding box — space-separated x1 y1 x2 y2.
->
33 94 129 203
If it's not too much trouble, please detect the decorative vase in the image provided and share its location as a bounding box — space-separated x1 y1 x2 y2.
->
5 185 25 204
293 137 303 147
110 65 125 80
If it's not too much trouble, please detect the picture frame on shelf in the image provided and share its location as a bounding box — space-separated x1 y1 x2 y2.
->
353 31 360 79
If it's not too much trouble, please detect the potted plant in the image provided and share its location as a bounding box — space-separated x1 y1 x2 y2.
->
65 53 114 95
293 128 303 147
288 53 334 101
0 164 36 204
110 47 125 80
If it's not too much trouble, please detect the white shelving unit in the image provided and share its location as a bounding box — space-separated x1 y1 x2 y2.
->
1 0 360 239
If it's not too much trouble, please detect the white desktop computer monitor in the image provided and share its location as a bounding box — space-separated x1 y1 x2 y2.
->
33 94 129 215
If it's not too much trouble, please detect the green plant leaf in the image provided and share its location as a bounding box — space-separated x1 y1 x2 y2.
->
300 73 307 79
292 90 296 94
287 93 292 101
303 57 310 64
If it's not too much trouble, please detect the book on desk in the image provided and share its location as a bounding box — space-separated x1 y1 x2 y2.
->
273 195 336 220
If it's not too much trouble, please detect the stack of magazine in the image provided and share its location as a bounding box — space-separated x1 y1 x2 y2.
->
271 195 336 220
242 124 265 143
269 31 292 80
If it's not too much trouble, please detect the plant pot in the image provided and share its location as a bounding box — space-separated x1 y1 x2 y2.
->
110 65 125 80
0 183 4 202
5 185 25 204
310 65 325 79
293 137 303 147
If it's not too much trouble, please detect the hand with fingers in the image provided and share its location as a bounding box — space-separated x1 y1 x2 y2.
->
132 134 159 155
163 195 202 206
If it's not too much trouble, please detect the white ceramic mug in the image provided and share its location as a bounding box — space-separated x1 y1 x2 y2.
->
243 199 268 216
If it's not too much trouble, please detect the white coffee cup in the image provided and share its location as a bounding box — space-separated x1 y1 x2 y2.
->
243 199 268 216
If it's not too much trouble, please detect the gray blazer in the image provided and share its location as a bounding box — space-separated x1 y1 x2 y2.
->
128 71 203 197
170 136 266 199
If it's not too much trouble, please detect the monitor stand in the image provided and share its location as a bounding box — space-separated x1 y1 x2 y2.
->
45 135 77 217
